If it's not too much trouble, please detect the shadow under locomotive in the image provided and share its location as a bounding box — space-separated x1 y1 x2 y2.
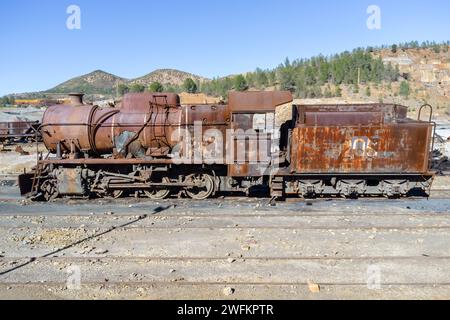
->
19 92 436 201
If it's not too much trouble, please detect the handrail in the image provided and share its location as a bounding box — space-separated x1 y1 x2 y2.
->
429 121 437 171
418 104 433 122
417 104 437 171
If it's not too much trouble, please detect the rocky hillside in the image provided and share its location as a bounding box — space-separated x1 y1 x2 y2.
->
324 46 450 120
5 42 449 117
46 70 127 96
15 69 209 101
130 69 208 87
256 44 449 120
375 47 450 107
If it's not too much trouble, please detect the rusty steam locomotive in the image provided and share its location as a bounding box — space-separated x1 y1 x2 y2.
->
19 91 436 201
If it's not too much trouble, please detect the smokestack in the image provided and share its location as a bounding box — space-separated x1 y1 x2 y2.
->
68 93 84 105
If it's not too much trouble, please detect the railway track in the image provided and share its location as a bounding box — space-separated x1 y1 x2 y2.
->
1 208 449 217
2 281 450 287
0 206 450 217
0 189 449 299
1 225 450 231
2 254 450 299
3 255 450 262
2 196 450 204
0 213 449 218
1 282 450 300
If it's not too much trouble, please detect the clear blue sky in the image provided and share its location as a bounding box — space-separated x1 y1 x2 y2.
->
0 0 449 95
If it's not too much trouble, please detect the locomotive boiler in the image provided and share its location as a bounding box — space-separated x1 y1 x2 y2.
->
20 91 436 201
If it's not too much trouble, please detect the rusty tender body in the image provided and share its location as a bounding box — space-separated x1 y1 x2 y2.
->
21 92 435 201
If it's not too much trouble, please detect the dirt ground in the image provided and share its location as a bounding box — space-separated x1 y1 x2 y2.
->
0 178 449 300
0 144 46 174
0 107 44 123
0 107 449 300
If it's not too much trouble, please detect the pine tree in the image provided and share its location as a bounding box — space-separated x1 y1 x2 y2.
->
234 75 247 92
129 83 145 93
148 82 164 93
192 43 415 97
399 81 410 98
255 68 268 88
391 44 398 53
116 84 129 96
183 78 198 94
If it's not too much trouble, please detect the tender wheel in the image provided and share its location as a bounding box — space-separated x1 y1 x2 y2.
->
41 180 59 201
185 174 215 200
144 177 171 200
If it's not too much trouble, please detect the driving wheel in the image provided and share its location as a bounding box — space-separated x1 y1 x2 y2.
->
144 177 171 200
185 174 215 200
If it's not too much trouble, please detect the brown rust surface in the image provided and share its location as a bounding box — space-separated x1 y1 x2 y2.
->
227 112 274 177
295 104 408 118
41 93 231 159
119 92 180 112
229 91 292 112
291 123 433 174
295 104 408 127
303 112 384 126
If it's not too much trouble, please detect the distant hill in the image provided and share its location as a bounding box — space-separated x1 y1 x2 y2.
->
5 41 449 113
130 69 208 87
46 70 127 96
15 68 210 100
